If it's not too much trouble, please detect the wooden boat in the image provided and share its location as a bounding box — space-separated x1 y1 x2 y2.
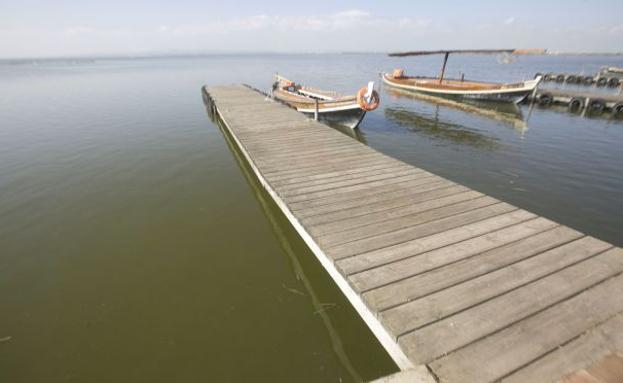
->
383 49 542 104
271 75 379 129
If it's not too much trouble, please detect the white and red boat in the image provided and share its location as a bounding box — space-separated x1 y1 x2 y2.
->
271 75 380 129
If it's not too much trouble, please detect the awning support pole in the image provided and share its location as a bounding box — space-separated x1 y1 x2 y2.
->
439 52 450 84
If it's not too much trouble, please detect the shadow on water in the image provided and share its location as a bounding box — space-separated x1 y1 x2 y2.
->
327 123 368 144
201 88 398 382
384 106 502 151
383 86 528 133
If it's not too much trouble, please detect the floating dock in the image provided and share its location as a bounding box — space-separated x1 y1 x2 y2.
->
528 87 623 114
203 84 623 383
538 72 621 88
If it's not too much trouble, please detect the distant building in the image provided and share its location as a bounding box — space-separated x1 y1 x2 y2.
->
513 48 548 55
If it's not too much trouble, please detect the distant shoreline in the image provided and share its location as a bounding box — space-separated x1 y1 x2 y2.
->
2 51 623 62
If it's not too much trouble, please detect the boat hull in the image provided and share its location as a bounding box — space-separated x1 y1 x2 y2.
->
383 74 539 104
300 107 366 130
272 84 369 129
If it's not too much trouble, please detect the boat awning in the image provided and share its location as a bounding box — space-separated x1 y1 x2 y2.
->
388 49 516 57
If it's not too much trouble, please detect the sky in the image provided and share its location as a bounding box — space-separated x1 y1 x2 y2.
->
1 0 622 58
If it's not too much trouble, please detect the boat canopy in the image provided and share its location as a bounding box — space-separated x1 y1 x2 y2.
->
388 49 519 84
388 49 516 57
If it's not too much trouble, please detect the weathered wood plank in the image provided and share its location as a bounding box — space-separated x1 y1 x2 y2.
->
248 143 362 159
256 146 378 167
263 157 392 180
398 247 623 365
246 137 360 152
285 172 432 204
363 225 582 311
353 217 560 295
271 162 412 188
291 178 450 214
252 143 360 157
256 151 384 173
336 209 535 273
308 189 480 238
315 194 495 248
279 168 425 197
429 269 623 383
382 237 613 339
236 125 328 139
327 203 518 260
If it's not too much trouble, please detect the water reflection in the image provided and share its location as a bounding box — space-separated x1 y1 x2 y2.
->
328 122 368 144
384 86 528 132
384 106 501 150
529 101 623 122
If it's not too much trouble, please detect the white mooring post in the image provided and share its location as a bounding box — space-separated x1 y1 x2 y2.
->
314 99 319 121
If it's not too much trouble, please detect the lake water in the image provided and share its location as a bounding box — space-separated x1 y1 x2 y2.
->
1 54 622 382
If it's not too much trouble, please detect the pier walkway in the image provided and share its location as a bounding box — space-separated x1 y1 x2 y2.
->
203 84 623 383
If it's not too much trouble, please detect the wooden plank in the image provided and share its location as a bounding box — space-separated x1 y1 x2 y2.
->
382 236 613 339
363 225 582 311
398 248 623 364
257 151 379 171
236 125 327 138
227 114 303 126
315 194 496 248
263 157 393 180
336 209 535 273
238 126 342 141
308 189 480 237
249 139 366 156
429 269 623 383
327 203 518 260
291 178 451 214
353 217 559 295
272 162 415 189
255 146 375 165
285 172 432 204
502 315 623 383
239 124 349 138
219 103 285 115
255 151 385 172
247 141 361 158
279 168 425 197
246 136 359 151
270 162 412 187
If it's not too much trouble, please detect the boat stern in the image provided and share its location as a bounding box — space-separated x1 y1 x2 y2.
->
523 75 542 91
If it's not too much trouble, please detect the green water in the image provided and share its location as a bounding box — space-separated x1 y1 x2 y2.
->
1 54 623 382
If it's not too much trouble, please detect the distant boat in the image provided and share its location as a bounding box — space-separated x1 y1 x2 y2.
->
271 75 379 129
383 49 542 104
600 66 623 78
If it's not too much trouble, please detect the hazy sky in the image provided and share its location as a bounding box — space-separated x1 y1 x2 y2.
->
1 0 622 58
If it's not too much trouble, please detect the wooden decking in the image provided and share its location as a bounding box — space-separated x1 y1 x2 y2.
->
203 84 623 383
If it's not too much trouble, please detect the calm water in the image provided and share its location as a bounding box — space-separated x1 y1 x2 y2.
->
1 54 622 382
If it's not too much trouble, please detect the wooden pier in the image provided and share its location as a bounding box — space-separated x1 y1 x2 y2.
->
203 84 623 383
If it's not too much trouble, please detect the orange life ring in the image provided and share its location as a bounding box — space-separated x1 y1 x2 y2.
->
357 87 380 111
